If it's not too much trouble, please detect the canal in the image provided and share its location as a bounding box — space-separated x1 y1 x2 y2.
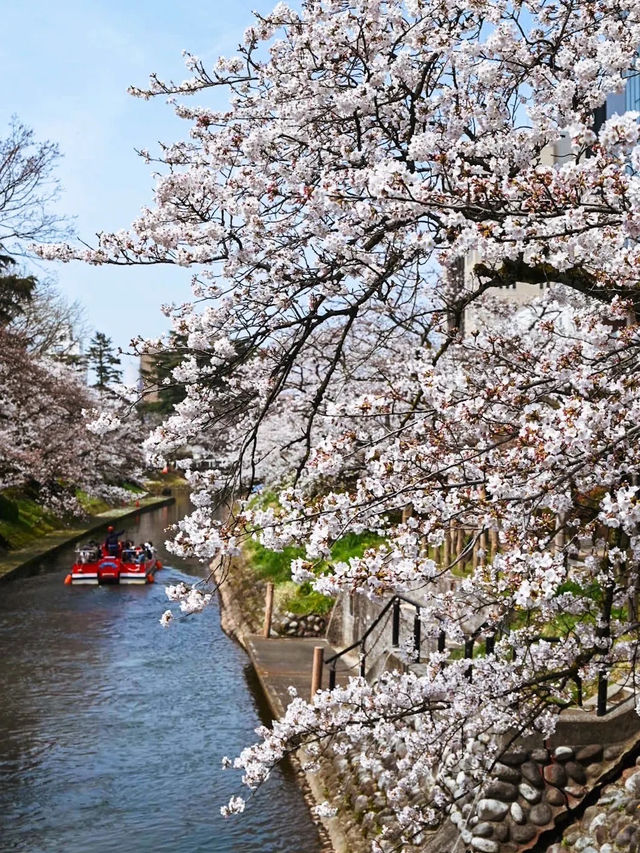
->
0 496 322 853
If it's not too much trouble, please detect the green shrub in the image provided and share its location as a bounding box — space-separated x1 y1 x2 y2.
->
0 492 59 550
0 493 19 522
244 539 305 582
244 528 385 617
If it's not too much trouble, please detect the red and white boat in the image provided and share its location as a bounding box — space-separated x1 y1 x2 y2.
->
65 543 162 586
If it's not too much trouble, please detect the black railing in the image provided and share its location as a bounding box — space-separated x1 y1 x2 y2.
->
322 600 609 714
324 594 421 689
324 594 497 690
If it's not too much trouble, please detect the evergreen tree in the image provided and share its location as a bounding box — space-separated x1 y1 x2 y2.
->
86 331 122 391
0 255 36 326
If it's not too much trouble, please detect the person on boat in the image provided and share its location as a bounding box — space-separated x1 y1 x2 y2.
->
104 526 125 556
144 541 155 559
121 542 135 563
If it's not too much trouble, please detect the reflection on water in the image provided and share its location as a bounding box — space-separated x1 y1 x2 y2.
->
0 495 321 853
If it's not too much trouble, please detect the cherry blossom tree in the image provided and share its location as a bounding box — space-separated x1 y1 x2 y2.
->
0 117 142 518
37 0 640 845
0 325 145 516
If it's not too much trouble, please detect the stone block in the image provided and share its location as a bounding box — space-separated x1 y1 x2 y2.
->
494 763 521 784
529 802 553 826
521 761 544 787
554 746 574 762
472 822 494 838
566 761 587 785
500 747 529 766
470 839 499 853
530 748 549 764
626 773 640 797
484 781 518 802
614 823 639 847
546 787 566 807
544 763 567 787
476 799 510 821
510 802 525 824
519 782 542 804
576 744 603 765
493 822 509 842
510 822 537 843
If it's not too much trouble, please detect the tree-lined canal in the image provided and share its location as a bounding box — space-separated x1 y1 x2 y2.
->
0 497 321 852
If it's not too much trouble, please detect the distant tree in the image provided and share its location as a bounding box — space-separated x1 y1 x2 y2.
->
0 118 69 255
0 326 145 517
0 119 73 332
10 276 88 359
86 331 122 391
0 254 36 325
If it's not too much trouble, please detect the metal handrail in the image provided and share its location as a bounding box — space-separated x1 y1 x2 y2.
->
322 598 606 712
324 593 424 666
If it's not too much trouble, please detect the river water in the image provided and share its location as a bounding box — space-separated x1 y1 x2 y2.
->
0 496 321 853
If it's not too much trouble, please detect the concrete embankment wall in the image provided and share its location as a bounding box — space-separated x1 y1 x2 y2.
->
0 495 175 583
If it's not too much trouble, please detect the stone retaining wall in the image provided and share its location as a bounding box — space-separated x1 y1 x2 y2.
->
451 741 629 853
276 611 327 637
217 585 640 853
552 760 640 852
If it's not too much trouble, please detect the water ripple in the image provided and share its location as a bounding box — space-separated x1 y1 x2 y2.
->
0 499 320 853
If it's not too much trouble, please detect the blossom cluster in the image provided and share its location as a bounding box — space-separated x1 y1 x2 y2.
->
161 582 212 625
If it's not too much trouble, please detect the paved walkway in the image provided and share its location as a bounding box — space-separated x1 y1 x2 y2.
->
0 496 173 582
245 635 354 718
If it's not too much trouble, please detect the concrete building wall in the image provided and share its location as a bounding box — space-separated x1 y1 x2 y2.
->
139 353 160 403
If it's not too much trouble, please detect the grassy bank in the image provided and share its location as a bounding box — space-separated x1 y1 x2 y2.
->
0 492 62 551
240 490 384 619
243 530 384 618
0 476 186 554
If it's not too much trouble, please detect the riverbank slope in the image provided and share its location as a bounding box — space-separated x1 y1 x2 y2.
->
0 494 175 583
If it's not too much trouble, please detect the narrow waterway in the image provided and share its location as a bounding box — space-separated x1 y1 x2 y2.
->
0 495 321 853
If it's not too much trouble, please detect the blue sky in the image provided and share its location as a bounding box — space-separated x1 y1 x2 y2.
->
0 0 278 380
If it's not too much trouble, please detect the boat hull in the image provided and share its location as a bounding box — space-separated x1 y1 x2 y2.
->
69 555 159 585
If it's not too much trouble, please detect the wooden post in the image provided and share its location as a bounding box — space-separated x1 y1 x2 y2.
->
554 513 566 554
263 581 274 639
456 527 464 563
479 529 487 563
490 529 498 561
310 646 324 700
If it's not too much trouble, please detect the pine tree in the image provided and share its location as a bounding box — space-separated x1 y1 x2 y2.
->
86 331 122 391
0 255 36 326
